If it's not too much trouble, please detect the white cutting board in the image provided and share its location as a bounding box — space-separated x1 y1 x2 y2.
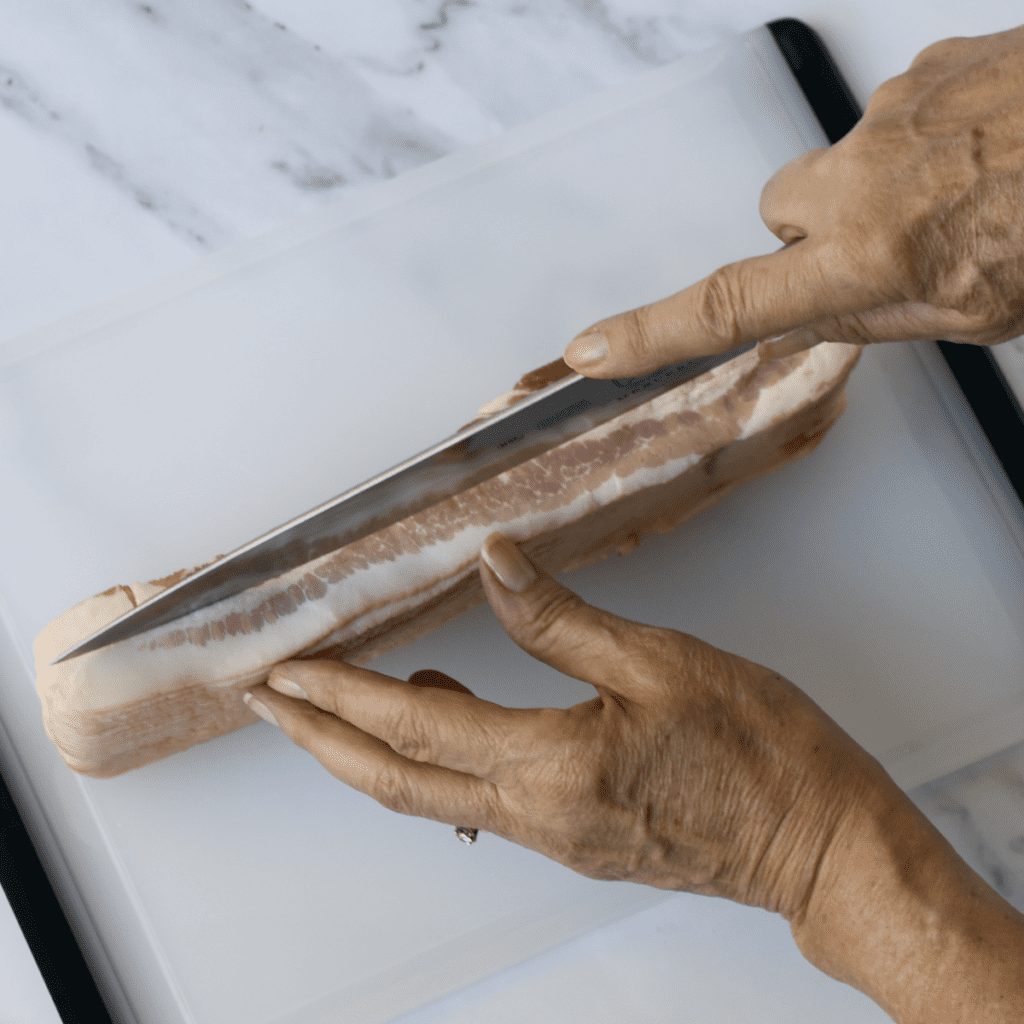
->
0 27 1022 1024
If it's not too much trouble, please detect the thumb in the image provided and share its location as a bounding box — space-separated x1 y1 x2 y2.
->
563 241 882 377
477 532 643 697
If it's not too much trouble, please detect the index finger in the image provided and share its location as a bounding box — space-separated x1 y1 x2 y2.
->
265 659 545 780
562 241 883 377
246 682 502 831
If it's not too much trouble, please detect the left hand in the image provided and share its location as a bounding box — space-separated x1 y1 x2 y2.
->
244 532 899 921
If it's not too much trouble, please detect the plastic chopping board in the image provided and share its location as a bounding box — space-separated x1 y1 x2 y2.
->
0 26 1022 1024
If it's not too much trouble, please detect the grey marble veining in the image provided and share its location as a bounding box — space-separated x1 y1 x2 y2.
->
0 0 746 344
1 1 725 256
4 1 454 250
912 740 1024 914
1 1 1023 1016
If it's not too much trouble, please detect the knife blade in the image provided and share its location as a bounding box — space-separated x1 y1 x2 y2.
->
52 340 757 663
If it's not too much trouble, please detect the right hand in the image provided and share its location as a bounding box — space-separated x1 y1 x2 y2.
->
254 534 898 921
563 26 1024 375
251 535 1024 1022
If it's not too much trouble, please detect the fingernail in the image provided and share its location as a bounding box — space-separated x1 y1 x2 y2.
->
564 330 609 370
480 534 538 593
269 674 308 700
243 692 279 727
757 329 820 362
757 332 790 361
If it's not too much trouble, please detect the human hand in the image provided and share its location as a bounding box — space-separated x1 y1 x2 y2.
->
244 532 895 922
243 533 1024 1020
563 26 1024 375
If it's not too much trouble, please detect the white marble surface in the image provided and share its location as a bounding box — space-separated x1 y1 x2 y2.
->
1 1 1023 1021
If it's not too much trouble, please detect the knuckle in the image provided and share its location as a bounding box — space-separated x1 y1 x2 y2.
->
870 222 911 274
911 36 966 68
654 628 721 688
526 589 590 656
693 267 744 346
866 72 909 111
383 700 429 761
479 716 524 773
813 315 874 346
480 781 510 834
620 306 658 362
315 687 347 722
535 705 571 741
846 315 882 345
759 149 825 233
625 625 686 686
373 769 417 815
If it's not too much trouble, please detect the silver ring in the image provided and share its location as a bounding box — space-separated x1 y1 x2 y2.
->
455 826 478 845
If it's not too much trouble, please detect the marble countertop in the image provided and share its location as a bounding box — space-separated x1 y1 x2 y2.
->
2 1 1023 1021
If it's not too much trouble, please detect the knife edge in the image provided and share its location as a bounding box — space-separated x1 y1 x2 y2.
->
51 341 756 664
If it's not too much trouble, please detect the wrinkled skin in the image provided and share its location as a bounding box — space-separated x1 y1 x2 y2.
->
563 27 1024 372
250 534 889 919
247 534 1024 1022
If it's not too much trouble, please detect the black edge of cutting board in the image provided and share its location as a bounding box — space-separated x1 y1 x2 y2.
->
0 763 114 1022
768 17 1024 506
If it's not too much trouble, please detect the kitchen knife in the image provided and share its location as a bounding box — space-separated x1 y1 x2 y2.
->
52 340 757 663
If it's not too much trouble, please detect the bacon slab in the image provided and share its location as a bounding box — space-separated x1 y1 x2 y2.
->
35 343 860 777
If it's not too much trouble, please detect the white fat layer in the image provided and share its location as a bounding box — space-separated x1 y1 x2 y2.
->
59 444 705 711
741 344 854 440
37 343 855 714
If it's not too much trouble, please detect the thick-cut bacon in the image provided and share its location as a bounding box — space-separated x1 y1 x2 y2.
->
35 343 861 777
